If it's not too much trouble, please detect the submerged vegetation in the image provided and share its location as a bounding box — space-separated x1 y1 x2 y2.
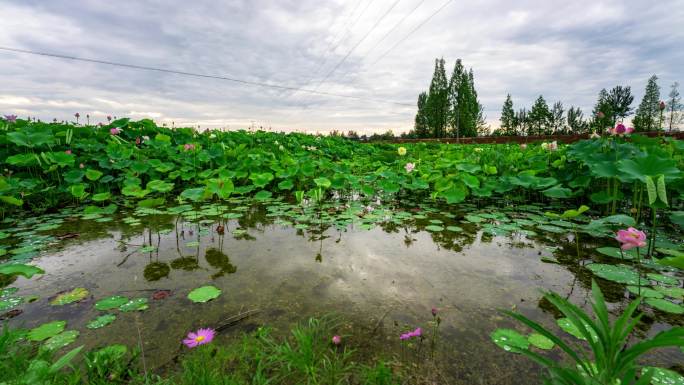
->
0 115 683 384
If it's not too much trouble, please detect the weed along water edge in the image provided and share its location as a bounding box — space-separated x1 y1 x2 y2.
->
0 117 682 384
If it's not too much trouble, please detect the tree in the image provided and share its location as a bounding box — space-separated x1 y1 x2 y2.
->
414 92 429 138
666 82 683 131
515 108 528 136
499 94 516 135
467 70 487 136
425 58 449 138
447 59 465 138
633 75 660 132
528 95 551 135
549 101 565 134
566 106 587 134
592 88 613 132
607 85 634 122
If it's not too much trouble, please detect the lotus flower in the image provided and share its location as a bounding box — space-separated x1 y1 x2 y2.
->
74 112 80 118
548 141 558 151
79 163 85 169
183 328 215 348
431 307 438 317
107 115 112 121
65 150 72 155
184 143 196 151
520 143 527 150
3 114 17 123
110 128 121 135
659 101 666 110
597 111 605 119
405 162 415 173
397 147 407 156
615 227 647 250
541 142 549 150
331 335 341 345
136 137 141 145
590 132 600 139
610 123 634 136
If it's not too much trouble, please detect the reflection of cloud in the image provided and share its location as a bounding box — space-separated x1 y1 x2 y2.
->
0 0 681 132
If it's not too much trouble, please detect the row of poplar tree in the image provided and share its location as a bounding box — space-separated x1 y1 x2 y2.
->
409 58 683 137
495 75 682 136
411 58 487 138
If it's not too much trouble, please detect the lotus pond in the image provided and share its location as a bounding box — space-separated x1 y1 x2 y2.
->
0 117 683 384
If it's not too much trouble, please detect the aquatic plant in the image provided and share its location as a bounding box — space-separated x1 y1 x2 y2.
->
615 227 647 250
492 280 684 385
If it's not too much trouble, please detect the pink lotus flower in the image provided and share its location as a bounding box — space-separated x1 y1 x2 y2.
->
184 143 196 151
79 163 85 169
610 123 634 136
597 111 605 119
520 143 527 150
431 307 438 317
182 328 215 348
136 137 141 145
548 141 558 151
405 162 415 173
659 101 666 110
74 112 80 118
65 150 72 155
107 115 112 121
400 327 422 340
3 114 17 123
331 335 341 345
615 227 647 250
110 128 121 135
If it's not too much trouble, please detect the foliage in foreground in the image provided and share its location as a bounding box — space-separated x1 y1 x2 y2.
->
492 280 684 385
0 318 404 385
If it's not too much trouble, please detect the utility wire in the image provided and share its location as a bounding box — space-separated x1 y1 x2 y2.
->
334 0 427 82
312 0 403 90
0 46 414 107
369 0 454 66
293 0 375 96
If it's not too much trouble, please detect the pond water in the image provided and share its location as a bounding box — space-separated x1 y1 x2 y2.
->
2 199 683 384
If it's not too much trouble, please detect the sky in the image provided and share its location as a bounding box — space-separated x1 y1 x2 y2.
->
0 0 682 134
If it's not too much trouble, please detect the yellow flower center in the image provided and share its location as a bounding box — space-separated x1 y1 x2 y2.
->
195 335 205 342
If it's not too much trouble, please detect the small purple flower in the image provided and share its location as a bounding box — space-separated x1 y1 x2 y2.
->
3 114 17 123
183 328 215 348
431 307 438 317
332 335 341 345
400 327 422 340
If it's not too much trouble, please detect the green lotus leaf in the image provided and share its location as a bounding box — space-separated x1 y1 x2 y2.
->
86 314 117 329
490 328 529 353
95 296 129 310
28 321 66 341
188 285 221 303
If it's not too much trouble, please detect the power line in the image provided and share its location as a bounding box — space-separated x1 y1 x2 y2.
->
313 0 403 90
370 0 454 66
0 46 414 107
292 0 375 96
334 0 427 82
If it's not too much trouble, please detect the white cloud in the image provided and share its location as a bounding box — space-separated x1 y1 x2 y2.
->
0 0 681 133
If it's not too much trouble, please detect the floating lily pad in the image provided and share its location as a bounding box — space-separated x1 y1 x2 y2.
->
585 264 644 285
625 286 664 298
491 329 529 353
139 245 157 253
0 297 22 311
86 314 117 329
425 225 444 232
0 263 44 278
464 215 484 223
187 285 221 303
646 273 679 285
536 225 566 234
647 367 684 385
28 321 66 341
653 286 684 299
95 296 129 310
0 287 18 298
446 226 463 232
185 241 200 248
42 330 79 351
50 288 89 305
595 247 637 260
119 298 149 312
645 298 684 314
527 333 555 350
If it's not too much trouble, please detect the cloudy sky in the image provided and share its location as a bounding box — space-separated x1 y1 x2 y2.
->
1 0 682 133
